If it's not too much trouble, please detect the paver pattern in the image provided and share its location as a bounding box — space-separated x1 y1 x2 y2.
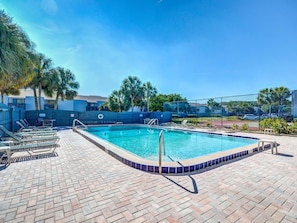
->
0 129 297 223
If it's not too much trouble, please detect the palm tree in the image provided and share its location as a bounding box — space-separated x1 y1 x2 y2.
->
28 53 52 110
258 87 291 117
0 10 26 76
120 76 142 112
0 69 34 103
44 67 79 110
0 10 35 102
207 98 220 111
108 90 128 112
257 88 273 116
142 81 157 112
270 87 291 116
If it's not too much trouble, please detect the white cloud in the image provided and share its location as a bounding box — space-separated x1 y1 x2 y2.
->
41 0 58 15
37 22 59 33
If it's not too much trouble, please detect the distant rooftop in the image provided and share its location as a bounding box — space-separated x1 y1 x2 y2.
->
8 89 108 103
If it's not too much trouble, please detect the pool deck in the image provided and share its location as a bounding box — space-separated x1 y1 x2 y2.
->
1 128 297 222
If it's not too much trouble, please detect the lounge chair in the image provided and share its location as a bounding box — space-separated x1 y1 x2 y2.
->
16 120 32 131
20 119 29 127
16 120 52 131
0 125 22 141
17 127 57 136
0 138 59 164
0 125 58 143
23 119 30 126
1 125 56 135
0 145 10 164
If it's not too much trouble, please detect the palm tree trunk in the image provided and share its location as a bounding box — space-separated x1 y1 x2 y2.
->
54 96 59 110
1 92 4 104
278 99 283 117
38 84 42 110
33 88 38 110
131 97 134 112
147 98 150 112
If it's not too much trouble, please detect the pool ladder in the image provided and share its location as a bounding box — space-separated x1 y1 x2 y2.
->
159 130 165 174
147 118 159 126
72 119 87 129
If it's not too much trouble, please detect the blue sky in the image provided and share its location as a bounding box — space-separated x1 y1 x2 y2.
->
1 0 296 100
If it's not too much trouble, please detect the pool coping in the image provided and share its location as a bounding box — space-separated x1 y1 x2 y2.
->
73 124 260 175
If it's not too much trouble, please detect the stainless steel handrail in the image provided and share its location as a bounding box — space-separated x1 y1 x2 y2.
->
72 119 87 129
147 118 159 126
159 130 165 174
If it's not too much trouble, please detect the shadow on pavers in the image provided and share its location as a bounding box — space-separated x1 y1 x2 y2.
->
275 152 294 158
163 174 199 194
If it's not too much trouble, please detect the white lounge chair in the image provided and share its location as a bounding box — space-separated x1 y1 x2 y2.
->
0 125 57 142
16 120 52 131
0 137 59 164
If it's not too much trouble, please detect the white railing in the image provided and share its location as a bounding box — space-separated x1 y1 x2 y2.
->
72 119 87 129
158 130 165 174
147 118 159 126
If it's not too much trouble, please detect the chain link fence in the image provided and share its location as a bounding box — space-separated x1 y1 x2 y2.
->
164 90 296 131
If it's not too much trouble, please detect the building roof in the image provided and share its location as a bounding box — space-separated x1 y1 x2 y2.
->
8 89 108 103
74 95 107 103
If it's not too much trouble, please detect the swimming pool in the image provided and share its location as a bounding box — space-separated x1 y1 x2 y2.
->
86 125 257 162
75 125 259 174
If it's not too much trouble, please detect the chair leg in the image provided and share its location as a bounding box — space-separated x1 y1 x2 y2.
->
1 149 11 164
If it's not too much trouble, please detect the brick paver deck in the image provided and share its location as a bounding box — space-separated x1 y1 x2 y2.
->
1 129 297 222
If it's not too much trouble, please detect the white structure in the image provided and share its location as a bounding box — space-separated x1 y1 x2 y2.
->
6 89 107 112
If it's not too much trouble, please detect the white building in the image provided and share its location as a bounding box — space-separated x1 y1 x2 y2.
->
5 89 107 112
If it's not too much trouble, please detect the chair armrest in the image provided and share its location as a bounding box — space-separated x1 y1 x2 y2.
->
1 140 14 146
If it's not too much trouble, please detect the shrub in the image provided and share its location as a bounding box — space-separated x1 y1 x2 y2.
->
288 120 297 134
271 118 289 134
232 124 239 130
206 121 212 127
241 123 249 131
259 118 274 130
259 118 296 134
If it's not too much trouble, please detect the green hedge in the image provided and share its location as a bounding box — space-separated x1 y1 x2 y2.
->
260 118 297 134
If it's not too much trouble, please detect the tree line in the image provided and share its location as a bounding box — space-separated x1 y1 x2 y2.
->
101 76 186 112
162 86 292 117
225 86 291 116
0 10 79 110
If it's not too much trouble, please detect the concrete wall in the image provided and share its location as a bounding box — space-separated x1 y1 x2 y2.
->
58 100 89 112
0 104 11 132
25 96 42 111
25 110 172 127
58 100 75 111
0 104 25 133
73 100 88 112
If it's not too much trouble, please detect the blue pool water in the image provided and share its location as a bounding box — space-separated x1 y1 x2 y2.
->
86 125 257 162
